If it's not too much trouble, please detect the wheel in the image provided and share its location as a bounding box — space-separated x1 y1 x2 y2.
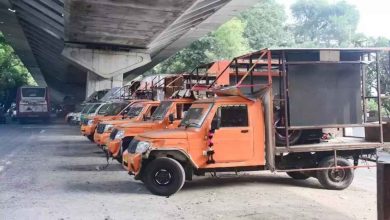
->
143 157 185 196
317 156 354 190
87 134 94 142
115 155 122 163
274 117 302 146
286 171 310 180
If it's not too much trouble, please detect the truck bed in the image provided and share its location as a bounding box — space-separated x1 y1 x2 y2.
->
275 137 382 153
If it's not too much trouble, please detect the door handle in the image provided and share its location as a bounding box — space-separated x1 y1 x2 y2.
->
241 130 249 133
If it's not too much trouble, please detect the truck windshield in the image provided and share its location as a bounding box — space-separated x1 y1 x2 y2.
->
97 103 111 115
127 103 144 118
180 103 212 128
151 101 172 120
102 103 128 115
81 104 93 113
87 103 101 114
22 88 45 98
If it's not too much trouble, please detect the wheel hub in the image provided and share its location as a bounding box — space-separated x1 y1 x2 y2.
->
154 169 172 185
329 168 346 182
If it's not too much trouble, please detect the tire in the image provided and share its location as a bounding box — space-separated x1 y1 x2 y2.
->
287 171 310 180
143 157 185 196
87 134 94 142
317 156 354 190
274 117 302 146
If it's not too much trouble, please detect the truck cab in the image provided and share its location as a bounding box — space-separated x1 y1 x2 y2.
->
94 100 160 148
106 98 194 162
80 101 129 141
122 95 266 195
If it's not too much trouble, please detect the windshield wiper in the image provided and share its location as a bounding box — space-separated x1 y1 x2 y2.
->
183 122 199 128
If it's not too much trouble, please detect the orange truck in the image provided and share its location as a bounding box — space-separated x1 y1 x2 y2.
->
121 48 385 196
80 101 130 141
106 98 194 162
94 100 160 148
122 90 379 196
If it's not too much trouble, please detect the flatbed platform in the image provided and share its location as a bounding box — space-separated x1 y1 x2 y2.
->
275 137 382 153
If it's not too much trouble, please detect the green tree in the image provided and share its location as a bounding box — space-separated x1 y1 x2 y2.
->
240 0 294 50
152 18 250 75
291 0 359 47
0 32 35 107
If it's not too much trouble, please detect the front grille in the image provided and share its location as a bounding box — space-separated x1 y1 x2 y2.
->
128 139 140 154
96 123 105 134
81 118 89 125
110 128 118 140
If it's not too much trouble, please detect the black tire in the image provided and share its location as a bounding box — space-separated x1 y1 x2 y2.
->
143 157 185 196
317 156 354 190
87 134 94 142
274 117 302 146
287 171 310 180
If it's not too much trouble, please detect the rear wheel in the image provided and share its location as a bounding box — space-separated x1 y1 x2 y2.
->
286 171 310 180
143 157 185 196
317 156 354 190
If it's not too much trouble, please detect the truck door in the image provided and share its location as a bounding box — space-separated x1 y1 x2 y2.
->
211 104 254 163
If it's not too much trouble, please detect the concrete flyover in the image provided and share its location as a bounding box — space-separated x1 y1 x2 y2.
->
0 0 260 102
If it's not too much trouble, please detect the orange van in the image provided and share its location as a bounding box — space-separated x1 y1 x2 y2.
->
94 100 160 148
106 98 194 162
80 101 130 141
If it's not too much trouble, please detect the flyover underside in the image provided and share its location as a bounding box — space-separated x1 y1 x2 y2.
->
1 0 259 103
0 0 87 103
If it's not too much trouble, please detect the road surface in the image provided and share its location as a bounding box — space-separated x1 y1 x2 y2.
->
0 123 389 220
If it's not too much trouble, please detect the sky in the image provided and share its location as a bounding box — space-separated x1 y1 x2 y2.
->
278 0 390 38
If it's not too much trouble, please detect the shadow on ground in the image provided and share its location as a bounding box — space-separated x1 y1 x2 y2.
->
182 174 324 191
55 163 124 172
66 180 149 195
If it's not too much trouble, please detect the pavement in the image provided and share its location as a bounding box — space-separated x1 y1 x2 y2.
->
0 122 388 220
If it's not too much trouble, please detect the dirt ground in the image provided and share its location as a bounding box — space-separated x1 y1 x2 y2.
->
0 123 388 220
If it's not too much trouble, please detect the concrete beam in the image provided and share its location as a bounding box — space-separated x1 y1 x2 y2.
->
61 46 151 78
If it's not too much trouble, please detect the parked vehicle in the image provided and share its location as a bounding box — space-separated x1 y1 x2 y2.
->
107 97 194 162
7 103 17 121
65 104 85 125
16 86 50 123
121 48 384 196
94 100 160 149
80 101 130 141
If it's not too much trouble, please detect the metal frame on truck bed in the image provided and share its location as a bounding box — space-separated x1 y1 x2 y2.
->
214 48 386 171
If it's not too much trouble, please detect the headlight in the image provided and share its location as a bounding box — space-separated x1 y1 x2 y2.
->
87 120 94 125
115 130 124 139
135 141 151 153
104 124 114 132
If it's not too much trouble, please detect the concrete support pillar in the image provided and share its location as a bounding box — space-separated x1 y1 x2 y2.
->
62 45 151 78
377 162 390 220
86 71 123 99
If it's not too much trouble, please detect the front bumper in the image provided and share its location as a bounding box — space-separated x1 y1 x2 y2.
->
94 132 110 147
107 139 122 157
122 151 142 175
80 124 95 136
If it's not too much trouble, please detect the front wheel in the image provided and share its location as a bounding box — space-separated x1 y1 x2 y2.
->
87 134 94 142
143 157 185 196
317 156 354 190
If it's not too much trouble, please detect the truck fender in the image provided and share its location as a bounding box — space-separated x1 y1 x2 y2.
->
147 149 198 169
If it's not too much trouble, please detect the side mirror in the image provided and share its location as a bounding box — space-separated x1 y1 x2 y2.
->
211 118 220 130
168 113 174 124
